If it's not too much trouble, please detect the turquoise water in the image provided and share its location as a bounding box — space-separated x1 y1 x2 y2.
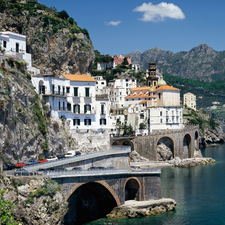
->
86 143 225 225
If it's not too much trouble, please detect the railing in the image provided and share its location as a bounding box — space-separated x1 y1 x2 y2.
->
5 167 161 177
23 147 131 171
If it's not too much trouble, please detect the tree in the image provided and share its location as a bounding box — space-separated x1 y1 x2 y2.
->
68 17 74 24
122 57 129 66
120 124 134 135
58 10 69 20
139 122 146 130
0 191 19 225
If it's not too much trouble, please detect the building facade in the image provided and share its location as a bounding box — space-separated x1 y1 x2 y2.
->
32 74 110 131
0 31 40 75
183 92 196 110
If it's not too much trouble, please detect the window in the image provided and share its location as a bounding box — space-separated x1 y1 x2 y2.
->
63 87 65 95
101 82 104 85
74 87 78 97
16 43 19 52
63 102 65 110
84 119 91 125
120 92 122 95
52 85 55 94
132 79 135 82
73 104 80 114
3 41 6 48
100 118 106 125
101 104 105 115
58 102 61 110
96 82 98 84
85 88 90 97
84 104 91 113
172 111 174 116
126 79 128 82
166 111 168 116
126 83 128 87
67 103 71 111
140 114 144 119
73 119 80 126
160 111 162 116
66 87 70 93
158 93 161 99
160 119 163 123
58 86 60 95
166 118 169 123
125 115 128 121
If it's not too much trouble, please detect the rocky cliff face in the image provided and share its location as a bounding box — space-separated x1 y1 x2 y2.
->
0 58 79 163
0 1 95 76
124 44 225 82
0 176 67 225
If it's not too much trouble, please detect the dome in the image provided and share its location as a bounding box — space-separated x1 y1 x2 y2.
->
149 85 155 92
157 76 167 86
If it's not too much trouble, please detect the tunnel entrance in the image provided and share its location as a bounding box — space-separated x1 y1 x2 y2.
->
183 134 192 158
125 178 140 201
64 182 118 225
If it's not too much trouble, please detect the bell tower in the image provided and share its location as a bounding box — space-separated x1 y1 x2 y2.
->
146 61 159 86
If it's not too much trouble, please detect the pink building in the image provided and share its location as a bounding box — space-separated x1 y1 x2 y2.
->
114 55 131 66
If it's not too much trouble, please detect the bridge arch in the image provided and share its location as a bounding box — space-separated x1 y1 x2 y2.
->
121 139 135 151
156 136 175 161
183 133 192 158
123 177 141 202
194 131 199 151
112 140 120 146
65 181 120 225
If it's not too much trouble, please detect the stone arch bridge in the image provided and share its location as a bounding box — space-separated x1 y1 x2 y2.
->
52 169 161 225
111 125 199 160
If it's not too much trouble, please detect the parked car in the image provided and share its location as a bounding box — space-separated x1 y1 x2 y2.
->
57 154 65 159
15 162 26 168
47 156 58 162
65 150 76 158
76 151 81 156
26 159 39 165
130 134 136 136
71 167 82 171
88 166 106 170
54 168 68 172
14 168 34 176
107 166 115 170
123 134 129 137
88 167 98 170
3 165 8 170
7 163 16 170
38 158 47 163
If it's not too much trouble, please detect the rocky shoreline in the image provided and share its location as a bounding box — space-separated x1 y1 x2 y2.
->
106 198 176 219
169 157 216 167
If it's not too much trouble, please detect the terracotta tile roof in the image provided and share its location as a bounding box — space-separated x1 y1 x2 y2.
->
62 74 96 82
139 100 146 104
156 85 180 91
131 86 151 91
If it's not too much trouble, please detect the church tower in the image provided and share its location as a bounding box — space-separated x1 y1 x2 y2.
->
146 61 159 86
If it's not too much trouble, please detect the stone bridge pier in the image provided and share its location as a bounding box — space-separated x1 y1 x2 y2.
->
53 171 161 224
111 125 199 161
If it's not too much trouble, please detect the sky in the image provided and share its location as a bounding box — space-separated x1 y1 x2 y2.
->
38 0 225 55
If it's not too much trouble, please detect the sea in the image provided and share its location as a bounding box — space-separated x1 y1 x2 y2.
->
86 143 225 225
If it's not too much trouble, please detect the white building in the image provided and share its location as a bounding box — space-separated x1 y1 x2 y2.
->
183 92 196 110
32 74 110 131
124 63 184 134
94 76 107 95
0 31 40 75
97 61 115 70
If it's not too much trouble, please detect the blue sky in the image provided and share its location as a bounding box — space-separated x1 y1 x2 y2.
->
38 0 225 55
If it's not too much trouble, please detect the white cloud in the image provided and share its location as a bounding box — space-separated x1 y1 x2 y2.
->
133 2 185 22
105 20 122 26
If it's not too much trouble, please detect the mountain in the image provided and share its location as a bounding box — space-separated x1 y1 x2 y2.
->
123 44 225 82
0 0 94 76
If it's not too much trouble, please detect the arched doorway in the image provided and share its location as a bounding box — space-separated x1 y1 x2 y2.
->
124 178 141 201
183 134 192 158
157 136 174 161
121 140 134 151
64 182 119 225
194 131 199 151
38 80 45 94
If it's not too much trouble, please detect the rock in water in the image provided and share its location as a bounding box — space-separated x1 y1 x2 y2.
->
157 143 173 161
